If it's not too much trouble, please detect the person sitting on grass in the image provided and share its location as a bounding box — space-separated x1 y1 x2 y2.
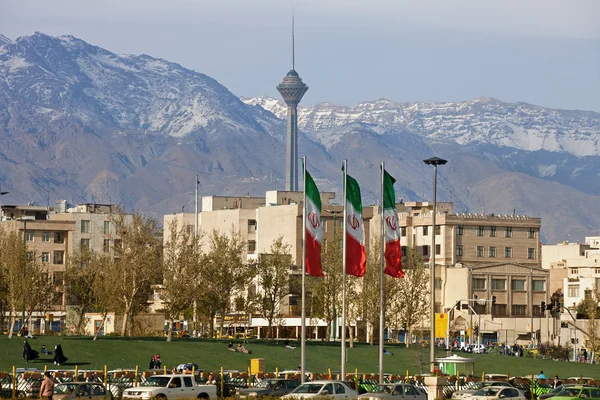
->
284 339 296 350
228 341 235 352
237 343 250 354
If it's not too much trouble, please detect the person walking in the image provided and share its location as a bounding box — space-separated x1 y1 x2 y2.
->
39 372 55 400
53 344 68 365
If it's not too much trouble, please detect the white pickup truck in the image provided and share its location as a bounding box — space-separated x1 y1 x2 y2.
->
122 375 217 400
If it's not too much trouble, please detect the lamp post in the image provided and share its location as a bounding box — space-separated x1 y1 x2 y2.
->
423 156 447 372
20 218 28 333
324 208 342 341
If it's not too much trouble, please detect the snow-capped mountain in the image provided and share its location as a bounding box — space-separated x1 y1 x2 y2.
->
1 33 599 243
243 96 600 157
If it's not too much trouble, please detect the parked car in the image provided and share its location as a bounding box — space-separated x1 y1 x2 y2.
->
122 374 217 400
237 379 299 398
358 384 426 400
54 382 112 400
538 385 573 400
472 387 526 400
552 386 600 400
452 382 514 400
283 381 358 399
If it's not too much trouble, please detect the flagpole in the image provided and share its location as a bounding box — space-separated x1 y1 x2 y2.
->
379 162 385 384
341 159 347 379
193 174 199 337
301 156 307 384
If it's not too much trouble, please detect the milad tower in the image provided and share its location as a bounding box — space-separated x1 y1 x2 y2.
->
277 16 308 191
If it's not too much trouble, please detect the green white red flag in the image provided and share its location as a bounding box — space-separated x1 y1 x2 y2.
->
345 172 366 277
383 169 404 278
305 170 324 277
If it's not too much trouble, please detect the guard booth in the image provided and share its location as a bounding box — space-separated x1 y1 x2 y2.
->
436 354 475 376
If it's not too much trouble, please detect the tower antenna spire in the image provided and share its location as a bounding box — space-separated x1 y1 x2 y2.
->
292 8 295 70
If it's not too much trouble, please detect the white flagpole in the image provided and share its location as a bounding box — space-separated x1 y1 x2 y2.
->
301 156 307 384
379 162 385 384
193 174 199 337
341 159 347 379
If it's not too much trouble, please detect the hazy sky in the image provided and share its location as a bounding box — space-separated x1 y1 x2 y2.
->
2 0 599 111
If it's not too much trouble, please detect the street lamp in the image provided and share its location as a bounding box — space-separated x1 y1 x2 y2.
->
324 208 342 341
19 218 28 334
423 156 447 372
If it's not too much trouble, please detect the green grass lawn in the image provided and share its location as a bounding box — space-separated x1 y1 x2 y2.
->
1 336 599 379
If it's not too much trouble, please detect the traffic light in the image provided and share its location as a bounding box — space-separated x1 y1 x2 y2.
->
547 302 554 312
492 295 497 306
474 294 478 300
541 301 546 311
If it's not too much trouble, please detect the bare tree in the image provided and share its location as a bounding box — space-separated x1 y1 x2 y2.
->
161 219 203 342
252 236 292 339
388 246 429 346
64 249 103 334
111 210 162 336
0 227 27 339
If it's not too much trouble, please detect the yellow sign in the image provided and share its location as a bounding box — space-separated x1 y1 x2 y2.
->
435 313 447 338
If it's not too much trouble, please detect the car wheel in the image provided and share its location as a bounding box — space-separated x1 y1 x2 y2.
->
155 395 167 400
198 393 210 399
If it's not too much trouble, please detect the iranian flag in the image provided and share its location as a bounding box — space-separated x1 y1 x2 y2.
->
305 170 324 277
345 173 367 277
383 169 404 278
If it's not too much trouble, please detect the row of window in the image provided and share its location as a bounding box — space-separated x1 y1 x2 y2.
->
472 277 545 291
456 245 536 259
81 220 111 234
25 231 64 243
469 303 545 317
27 250 64 265
457 225 537 239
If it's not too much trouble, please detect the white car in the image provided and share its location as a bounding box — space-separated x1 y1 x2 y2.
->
452 382 514 400
358 384 426 400
283 380 358 399
472 387 526 400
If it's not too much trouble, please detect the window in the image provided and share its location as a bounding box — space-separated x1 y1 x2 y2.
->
533 305 544 317
104 221 110 234
457 225 464 235
477 246 484 257
248 220 257 233
103 239 110 253
528 248 536 259
477 226 484 236
435 278 442 289
81 239 90 250
505 227 512 237
423 226 429 236
334 384 346 394
568 285 579 298
401 227 406 237
54 232 63 243
492 279 506 290
53 251 64 265
42 232 50 242
472 278 486 289
25 231 34 242
435 244 441 255
170 378 182 388
435 225 441 235
474 303 486 314
505 247 512 258
528 228 536 239
248 240 256 253
81 220 91 234
489 246 496 258
570 268 578 275
41 252 49 263
512 279 525 291
183 377 193 387
456 245 464 256
511 304 527 316
532 280 545 291
489 226 496 237
27 251 34 261
492 304 507 316
422 245 429 256
405 387 420 396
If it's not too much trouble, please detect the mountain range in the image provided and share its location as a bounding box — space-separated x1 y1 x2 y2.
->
1 32 599 243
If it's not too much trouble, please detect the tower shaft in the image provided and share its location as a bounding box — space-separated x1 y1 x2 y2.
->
285 104 300 191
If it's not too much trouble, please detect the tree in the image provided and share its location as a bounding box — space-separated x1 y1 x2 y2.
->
161 219 203 342
111 210 163 336
199 230 251 337
577 287 600 357
65 249 103 334
388 246 429 346
251 236 292 339
310 231 343 340
0 227 28 339
24 252 61 330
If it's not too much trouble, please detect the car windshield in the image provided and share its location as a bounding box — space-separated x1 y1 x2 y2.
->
292 384 323 394
255 380 277 388
55 384 79 394
474 388 501 396
557 388 581 397
550 386 564 394
142 377 172 387
369 385 395 393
